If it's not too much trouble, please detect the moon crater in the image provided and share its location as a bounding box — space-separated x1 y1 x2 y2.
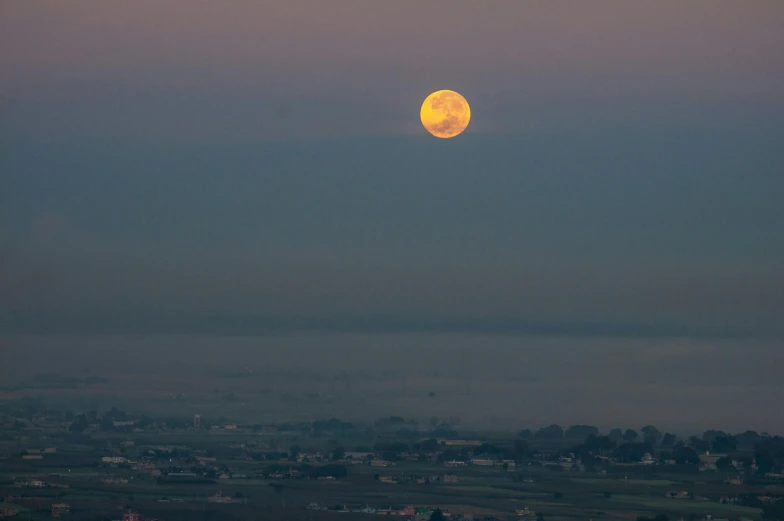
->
420 90 471 138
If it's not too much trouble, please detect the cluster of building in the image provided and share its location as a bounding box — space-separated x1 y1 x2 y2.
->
306 502 524 520
13 478 47 488
307 503 464 519
102 456 131 465
207 490 241 503
444 458 518 469
51 503 70 518
666 491 710 501
377 474 458 485
103 477 130 484
268 468 303 479
3 503 72 519
515 507 536 518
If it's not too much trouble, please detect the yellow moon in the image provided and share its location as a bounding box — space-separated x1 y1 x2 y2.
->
420 90 471 138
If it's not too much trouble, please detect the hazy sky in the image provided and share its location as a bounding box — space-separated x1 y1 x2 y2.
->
2 1 783 336
3 335 784 432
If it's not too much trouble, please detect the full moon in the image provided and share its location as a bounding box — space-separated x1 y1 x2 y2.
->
420 90 471 138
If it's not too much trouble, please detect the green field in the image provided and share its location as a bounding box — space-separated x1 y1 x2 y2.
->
570 477 679 486
609 494 762 516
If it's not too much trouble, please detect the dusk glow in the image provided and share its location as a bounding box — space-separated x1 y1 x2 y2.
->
1 3 784 495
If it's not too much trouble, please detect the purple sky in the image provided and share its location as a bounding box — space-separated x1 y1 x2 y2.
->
4 1 783 141
1 1 783 336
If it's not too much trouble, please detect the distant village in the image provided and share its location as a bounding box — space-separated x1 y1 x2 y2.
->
1 408 783 521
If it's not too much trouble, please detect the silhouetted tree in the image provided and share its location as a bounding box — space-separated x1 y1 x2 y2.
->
374 416 405 426
476 443 502 455
716 457 734 471
535 424 564 440
289 445 301 461
420 438 439 452
761 498 784 520
397 428 419 439
608 428 623 443
623 429 638 443
583 435 617 456
661 433 677 448
615 442 651 463
755 436 784 476
637 515 669 521
374 441 409 459
565 425 599 440
104 406 127 421
688 436 710 453
313 418 355 432
513 440 528 464
702 430 728 444
69 414 88 433
430 509 445 521
736 431 761 449
673 446 700 465
712 436 738 454
433 425 457 437
641 425 662 445
757 452 775 475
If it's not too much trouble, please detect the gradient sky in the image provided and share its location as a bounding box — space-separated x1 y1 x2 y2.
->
2 1 783 336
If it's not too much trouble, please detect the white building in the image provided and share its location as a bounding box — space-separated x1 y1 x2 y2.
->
102 456 129 464
470 458 494 466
